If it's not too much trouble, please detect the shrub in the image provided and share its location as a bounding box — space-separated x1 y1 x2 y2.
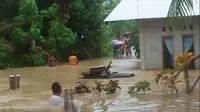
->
128 81 151 94
0 40 10 69
21 47 45 66
94 80 121 94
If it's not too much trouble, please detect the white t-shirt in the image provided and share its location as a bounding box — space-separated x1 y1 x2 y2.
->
48 95 64 105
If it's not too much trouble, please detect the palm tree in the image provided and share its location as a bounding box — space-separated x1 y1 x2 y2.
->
168 0 194 17
167 0 195 28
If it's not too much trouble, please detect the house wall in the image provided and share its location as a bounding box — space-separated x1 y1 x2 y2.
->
140 16 200 70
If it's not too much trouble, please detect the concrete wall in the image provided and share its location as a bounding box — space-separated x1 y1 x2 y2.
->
140 16 200 70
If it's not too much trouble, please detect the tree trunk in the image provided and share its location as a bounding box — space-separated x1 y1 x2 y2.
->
31 39 36 48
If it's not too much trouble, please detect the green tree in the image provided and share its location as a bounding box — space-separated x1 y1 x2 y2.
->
0 0 121 68
64 0 113 59
40 3 75 59
15 0 42 48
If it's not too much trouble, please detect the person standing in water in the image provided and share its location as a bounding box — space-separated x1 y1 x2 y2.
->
69 55 78 65
48 82 64 105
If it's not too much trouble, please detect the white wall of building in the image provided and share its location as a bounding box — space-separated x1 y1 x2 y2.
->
140 16 200 70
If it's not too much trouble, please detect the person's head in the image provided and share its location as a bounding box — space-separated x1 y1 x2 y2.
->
51 82 62 96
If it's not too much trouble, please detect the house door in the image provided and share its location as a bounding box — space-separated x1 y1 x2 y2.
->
163 36 174 69
183 35 195 69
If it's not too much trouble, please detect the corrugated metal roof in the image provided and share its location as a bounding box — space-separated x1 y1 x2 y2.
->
104 0 200 22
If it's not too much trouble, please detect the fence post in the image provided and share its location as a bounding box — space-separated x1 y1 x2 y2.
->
9 75 15 90
16 75 21 89
64 88 77 112
9 74 21 90
14 75 17 89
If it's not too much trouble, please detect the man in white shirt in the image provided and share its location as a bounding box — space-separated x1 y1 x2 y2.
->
48 82 64 105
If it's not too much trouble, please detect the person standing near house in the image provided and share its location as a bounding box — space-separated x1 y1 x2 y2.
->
124 44 129 56
48 82 64 105
114 44 120 58
124 37 129 56
113 44 117 58
121 37 125 56
69 55 78 65
118 44 123 58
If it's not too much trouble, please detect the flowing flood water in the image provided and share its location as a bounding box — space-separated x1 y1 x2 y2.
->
0 58 199 112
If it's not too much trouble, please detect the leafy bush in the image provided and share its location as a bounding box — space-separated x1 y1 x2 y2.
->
128 81 151 94
94 80 121 94
21 47 45 66
0 40 10 69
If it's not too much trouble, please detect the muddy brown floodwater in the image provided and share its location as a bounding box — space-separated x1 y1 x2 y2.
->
0 58 199 112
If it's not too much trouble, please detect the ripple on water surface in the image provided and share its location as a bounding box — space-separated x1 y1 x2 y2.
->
91 95 160 112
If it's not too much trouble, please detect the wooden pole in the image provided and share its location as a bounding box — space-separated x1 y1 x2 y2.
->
9 75 15 90
64 88 77 112
14 75 17 89
16 75 20 89
9 74 21 90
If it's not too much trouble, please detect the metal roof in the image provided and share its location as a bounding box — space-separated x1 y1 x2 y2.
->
104 0 200 22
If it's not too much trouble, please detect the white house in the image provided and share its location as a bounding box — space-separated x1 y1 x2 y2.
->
104 0 200 69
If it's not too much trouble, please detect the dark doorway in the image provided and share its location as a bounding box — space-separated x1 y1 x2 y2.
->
183 35 195 69
163 36 174 69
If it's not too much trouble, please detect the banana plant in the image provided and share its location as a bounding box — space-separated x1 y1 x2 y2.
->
174 51 198 94
167 0 195 30
154 51 199 94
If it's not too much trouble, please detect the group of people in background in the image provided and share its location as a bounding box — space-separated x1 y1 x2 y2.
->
113 36 131 58
44 52 78 67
